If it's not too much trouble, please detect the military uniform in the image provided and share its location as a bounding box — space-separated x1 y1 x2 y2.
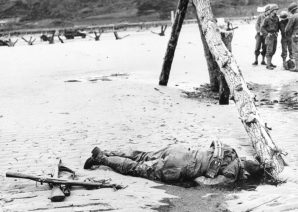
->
84 141 243 185
261 14 279 69
285 3 298 71
280 19 293 59
253 14 267 65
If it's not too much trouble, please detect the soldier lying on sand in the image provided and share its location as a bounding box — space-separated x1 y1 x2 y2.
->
84 141 263 186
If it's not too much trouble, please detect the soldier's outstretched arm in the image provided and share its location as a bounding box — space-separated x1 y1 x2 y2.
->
194 175 235 186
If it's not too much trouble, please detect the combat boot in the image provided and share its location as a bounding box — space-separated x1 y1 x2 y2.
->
290 59 298 72
252 55 258 65
283 58 289 70
261 56 266 65
288 59 296 71
270 59 277 68
84 147 106 169
266 57 274 70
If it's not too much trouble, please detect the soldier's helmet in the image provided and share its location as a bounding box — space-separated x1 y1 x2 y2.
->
264 4 272 13
288 2 298 14
280 11 289 20
270 4 279 13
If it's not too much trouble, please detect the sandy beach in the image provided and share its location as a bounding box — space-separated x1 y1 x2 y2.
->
0 22 298 211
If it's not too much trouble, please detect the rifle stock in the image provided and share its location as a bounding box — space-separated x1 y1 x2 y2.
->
50 161 66 202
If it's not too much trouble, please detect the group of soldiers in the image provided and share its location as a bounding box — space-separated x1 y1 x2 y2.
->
253 2 298 71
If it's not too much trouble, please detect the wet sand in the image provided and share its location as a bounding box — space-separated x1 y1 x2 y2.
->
0 22 298 211
156 185 229 212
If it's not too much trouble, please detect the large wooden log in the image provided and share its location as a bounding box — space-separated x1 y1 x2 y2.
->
159 0 189 86
192 0 285 179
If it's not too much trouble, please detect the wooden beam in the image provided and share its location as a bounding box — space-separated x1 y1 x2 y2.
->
159 0 189 86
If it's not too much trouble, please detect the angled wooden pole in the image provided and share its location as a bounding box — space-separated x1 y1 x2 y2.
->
159 0 189 86
192 0 285 179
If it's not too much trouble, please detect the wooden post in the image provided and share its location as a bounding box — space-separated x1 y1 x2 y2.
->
49 31 55 44
192 0 285 179
159 0 189 86
196 15 231 104
218 31 232 105
218 73 230 105
197 19 219 92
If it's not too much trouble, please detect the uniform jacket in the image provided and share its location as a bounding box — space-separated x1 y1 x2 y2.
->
256 14 266 33
285 12 298 37
279 19 289 38
154 144 240 182
261 15 279 37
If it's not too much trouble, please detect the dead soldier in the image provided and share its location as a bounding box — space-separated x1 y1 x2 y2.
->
84 141 262 186
261 4 280 70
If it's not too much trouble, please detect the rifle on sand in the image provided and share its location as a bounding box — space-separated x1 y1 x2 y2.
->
6 172 125 189
6 163 125 202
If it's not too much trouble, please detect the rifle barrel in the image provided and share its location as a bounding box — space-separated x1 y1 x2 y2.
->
6 172 43 182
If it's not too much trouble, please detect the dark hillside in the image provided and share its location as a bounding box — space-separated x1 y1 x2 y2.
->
0 0 294 30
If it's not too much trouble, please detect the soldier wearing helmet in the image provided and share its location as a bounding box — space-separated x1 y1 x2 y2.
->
261 4 280 70
84 141 263 186
252 4 272 66
285 2 298 72
279 11 293 70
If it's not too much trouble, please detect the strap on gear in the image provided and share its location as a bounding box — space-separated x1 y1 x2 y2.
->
206 140 224 178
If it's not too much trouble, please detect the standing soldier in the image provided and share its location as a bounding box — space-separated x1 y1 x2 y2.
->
252 5 271 66
261 4 280 70
279 11 293 70
285 3 298 72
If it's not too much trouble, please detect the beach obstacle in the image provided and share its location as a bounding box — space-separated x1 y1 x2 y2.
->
58 34 64 43
113 31 130 40
151 25 168 36
0 37 18 47
40 31 56 44
22 36 36 45
158 0 286 182
94 29 103 41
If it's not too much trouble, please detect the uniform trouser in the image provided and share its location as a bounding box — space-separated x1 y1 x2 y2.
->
254 33 266 57
101 148 168 181
265 34 277 58
292 36 298 68
281 37 293 60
